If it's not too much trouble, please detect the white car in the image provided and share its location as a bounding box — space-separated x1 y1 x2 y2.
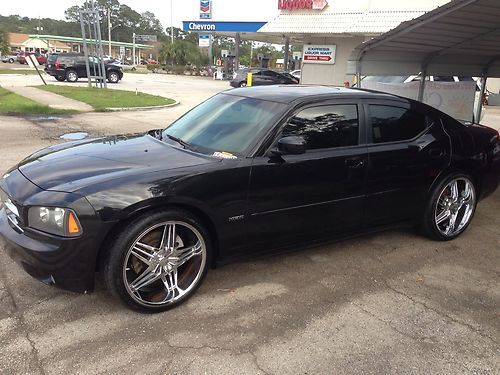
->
290 69 301 80
107 59 137 71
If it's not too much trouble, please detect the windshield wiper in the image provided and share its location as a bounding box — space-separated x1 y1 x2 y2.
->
165 133 193 150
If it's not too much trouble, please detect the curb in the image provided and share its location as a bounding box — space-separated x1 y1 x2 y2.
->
106 100 180 112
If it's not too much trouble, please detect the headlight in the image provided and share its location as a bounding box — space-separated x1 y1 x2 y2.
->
28 207 82 237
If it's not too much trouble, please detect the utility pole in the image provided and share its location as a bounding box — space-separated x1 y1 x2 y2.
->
132 32 136 65
170 0 174 43
108 8 112 56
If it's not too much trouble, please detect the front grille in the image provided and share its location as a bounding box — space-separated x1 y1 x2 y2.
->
0 189 24 233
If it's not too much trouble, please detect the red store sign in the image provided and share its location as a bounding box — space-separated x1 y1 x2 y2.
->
278 0 328 11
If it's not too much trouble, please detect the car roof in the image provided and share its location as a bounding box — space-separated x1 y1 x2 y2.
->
224 85 406 104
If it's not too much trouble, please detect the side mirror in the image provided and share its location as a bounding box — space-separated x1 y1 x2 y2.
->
277 136 306 155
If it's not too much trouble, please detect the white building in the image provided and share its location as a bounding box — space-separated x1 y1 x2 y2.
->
259 0 450 85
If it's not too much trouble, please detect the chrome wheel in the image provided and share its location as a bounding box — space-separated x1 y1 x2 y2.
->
66 71 78 82
122 221 206 307
434 177 476 237
108 72 119 83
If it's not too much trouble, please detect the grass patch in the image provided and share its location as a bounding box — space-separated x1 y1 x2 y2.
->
0 87 77 115
36 85 175 111
0 69 40 75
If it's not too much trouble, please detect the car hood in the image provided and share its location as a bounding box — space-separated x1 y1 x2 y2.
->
18 132 218 193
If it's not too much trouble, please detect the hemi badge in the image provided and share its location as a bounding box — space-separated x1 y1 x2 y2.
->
228 215 245 222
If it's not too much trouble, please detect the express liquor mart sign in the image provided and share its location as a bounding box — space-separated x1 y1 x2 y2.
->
303 45 336 64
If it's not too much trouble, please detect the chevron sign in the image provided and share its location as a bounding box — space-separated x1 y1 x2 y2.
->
200 0 212 19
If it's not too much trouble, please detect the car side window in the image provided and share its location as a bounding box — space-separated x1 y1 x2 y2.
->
75 56 86 64
369 105 429 144
282 104 359 150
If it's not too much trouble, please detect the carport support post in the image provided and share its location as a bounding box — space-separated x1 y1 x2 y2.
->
284 36 290 71
235 33 240 72
476 75 487 122
418 69 427 102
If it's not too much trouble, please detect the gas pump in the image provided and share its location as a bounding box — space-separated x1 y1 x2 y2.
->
220 49 236 79
258 54 270 69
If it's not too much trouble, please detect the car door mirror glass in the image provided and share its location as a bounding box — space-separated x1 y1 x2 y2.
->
277 136 306 155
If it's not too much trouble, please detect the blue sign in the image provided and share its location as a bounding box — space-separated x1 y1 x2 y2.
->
200 0 212 20
183 21 267 32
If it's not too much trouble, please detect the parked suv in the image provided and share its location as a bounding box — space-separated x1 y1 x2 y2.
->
45 53 123 83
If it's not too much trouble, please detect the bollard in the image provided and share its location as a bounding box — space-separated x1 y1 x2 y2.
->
247 72 253 87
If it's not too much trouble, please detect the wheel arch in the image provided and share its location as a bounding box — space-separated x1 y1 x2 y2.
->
94 200 221 274
427 164 483 199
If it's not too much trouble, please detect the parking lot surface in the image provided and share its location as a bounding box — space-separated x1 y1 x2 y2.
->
0 73 499 374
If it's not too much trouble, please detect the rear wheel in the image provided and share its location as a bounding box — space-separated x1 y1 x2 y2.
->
8 58 14 63
103 209 212 313
55 75 66 82
422 173 477 240
66 69 78 82
239 81 247 87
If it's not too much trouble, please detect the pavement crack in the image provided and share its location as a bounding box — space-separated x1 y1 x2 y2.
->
383 280 498 346
352 301 435 343
0 266 46 375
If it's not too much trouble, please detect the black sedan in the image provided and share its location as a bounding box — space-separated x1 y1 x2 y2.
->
0 86 498 313
230 68 299 87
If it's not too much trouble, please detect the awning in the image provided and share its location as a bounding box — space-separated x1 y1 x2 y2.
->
28 34 153 49
347 0 500 77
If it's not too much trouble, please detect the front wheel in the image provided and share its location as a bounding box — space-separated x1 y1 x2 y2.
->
107 71 120 83
422 173 477 241
9 58 14 63
103 209 212 313
239 81 247 87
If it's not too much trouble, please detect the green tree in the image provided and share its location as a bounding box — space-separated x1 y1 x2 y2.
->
0 29 9 55
158 39 207 67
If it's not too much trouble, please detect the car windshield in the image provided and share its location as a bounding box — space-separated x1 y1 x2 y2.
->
162 93 287 156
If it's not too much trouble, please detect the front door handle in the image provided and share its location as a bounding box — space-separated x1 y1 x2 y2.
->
345 157 366 168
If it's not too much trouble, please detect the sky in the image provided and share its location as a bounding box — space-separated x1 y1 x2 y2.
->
0 0 278 29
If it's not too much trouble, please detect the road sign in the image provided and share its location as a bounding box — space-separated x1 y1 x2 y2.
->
199 34 210 47
135 35 157 42
302 45 336 64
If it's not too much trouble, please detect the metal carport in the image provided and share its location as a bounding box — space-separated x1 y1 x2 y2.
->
347 0 500 121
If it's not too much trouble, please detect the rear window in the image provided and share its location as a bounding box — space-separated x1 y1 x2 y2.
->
47 54 58 63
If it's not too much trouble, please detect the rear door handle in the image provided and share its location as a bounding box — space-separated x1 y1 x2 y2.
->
345 157 366 168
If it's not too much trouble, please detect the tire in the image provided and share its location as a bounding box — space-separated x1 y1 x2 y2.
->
66 69 78 82
421 172 477 241
55 75 66 82
9 58 14 63
239 81 247 87
107 71 120 83
103 209 212 313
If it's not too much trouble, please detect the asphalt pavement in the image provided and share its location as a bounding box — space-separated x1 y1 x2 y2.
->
0 73 499 374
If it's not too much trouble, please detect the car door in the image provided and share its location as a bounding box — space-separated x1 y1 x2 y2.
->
75 55 87 77
247 100 368 251
364 100 451 226
260 70 280 85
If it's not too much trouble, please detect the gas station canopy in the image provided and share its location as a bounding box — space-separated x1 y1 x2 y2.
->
347 0 500 77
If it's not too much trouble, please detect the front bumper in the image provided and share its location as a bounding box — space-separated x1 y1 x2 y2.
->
0 169 106 293
0 208 91 292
